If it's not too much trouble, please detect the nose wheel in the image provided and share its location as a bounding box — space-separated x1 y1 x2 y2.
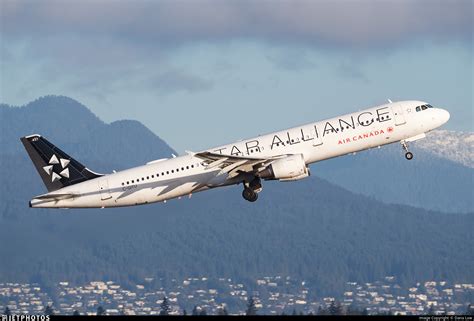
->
401 140 414 160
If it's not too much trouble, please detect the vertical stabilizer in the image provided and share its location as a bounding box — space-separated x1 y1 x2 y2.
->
20 134 103 192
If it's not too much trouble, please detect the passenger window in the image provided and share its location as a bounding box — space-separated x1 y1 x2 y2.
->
126 181 129 185
161 172 164 176
147 176 149 179
191 165 194 168
186 166 189 169
122 182 124 186
132 180 134 183
166 171 169 174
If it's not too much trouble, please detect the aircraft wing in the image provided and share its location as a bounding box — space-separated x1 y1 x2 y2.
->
194 151 284 178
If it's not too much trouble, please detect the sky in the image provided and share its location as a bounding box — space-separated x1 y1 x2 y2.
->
1 0 472 153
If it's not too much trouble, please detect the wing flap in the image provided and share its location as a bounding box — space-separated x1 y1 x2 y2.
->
194 151 285 178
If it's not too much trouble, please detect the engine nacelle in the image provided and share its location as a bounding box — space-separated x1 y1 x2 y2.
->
259 154 310 181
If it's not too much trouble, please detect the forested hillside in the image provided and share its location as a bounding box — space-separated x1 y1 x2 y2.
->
0 96 472 296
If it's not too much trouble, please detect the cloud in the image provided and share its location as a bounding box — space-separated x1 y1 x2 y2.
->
266 49 317 71
1 0 471 49
148 69 213 94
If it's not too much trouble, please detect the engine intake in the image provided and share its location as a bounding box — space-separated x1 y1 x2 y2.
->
259 154 310 181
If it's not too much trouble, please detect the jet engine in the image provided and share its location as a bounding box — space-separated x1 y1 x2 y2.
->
259 154 310 181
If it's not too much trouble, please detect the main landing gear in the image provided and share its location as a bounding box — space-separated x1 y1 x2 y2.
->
401 140 414 160
242 177 262 202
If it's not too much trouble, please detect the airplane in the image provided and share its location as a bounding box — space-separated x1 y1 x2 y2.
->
21 100 450 208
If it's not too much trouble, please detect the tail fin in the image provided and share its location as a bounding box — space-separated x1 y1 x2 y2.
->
20 134 103 192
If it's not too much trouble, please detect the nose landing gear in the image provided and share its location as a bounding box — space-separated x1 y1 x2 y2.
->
401 140 414 160
242 177 262 202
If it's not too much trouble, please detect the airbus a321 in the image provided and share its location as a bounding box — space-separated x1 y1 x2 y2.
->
21 100 450 208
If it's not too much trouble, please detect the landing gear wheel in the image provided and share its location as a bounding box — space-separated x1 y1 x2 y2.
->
242 188 258 202
401 140 413 161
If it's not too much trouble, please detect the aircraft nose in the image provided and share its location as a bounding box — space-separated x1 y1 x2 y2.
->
439 109 450 125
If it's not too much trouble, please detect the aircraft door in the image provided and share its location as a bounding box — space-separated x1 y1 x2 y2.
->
98 178 112 200
392 105 406 126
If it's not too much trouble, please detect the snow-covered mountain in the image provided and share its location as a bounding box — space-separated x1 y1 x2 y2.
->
415 130 474 169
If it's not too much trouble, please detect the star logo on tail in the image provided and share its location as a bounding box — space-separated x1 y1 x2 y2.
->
43 154 70 182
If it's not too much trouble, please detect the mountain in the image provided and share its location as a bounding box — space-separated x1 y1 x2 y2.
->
315 136 473 213
0 96 176 203
416 130 474 169
0 96 472 297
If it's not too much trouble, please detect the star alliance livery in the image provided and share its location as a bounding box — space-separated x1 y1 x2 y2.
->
21 100 450 208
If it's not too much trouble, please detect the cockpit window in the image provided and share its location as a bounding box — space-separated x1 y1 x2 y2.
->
415 104 433 112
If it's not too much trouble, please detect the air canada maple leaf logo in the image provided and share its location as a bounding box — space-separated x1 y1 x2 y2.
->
42 154 70 182
387 127 394 133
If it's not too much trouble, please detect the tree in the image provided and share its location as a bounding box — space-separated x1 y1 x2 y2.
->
292 309 297 315
44 305 54 315
329 301 343 315
192 306 200 316
160 296 171 316
182 309 187 316
361 308 369 315
4 307 11 315
199 309 207 316
97 306 105 316
73 310 80 316
217 306 228 315
466 304 474 316
427 304 435 315
246 297 258 316
317 305 327 315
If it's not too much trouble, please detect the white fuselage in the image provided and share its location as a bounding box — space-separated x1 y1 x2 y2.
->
30 100 450 208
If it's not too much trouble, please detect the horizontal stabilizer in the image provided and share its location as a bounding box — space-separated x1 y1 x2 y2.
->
34 193 78 201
